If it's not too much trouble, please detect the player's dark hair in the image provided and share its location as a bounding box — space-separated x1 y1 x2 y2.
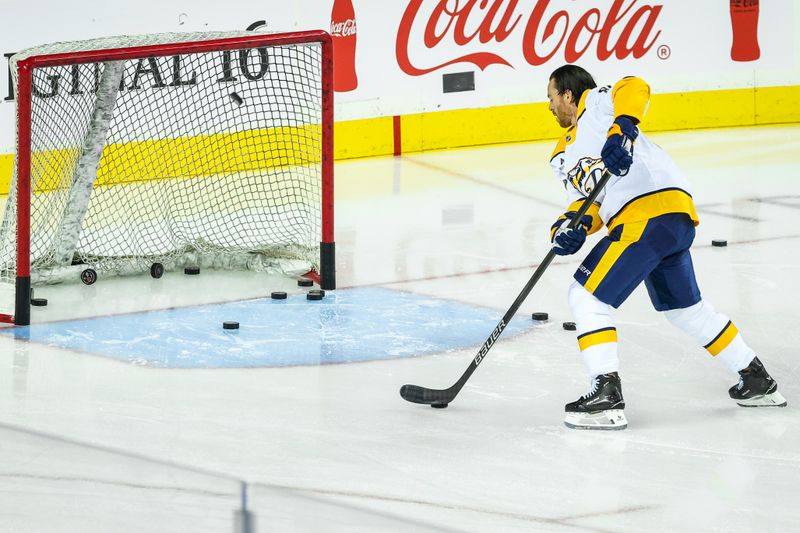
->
549 65 597 104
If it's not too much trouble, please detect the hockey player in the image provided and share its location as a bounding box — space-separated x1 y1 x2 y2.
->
546 65 786 430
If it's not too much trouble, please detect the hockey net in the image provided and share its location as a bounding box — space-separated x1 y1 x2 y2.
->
1 30 334 324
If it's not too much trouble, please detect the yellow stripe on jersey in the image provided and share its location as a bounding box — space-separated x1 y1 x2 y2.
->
577 327 618 351
705 321 739 356
607 188 699 233
612 77 651 123
584 220 648 293
567 199 603 236
551 90 590 162
576 89 590 123
607 122 625 137
550 200 602 240
550 127 575 162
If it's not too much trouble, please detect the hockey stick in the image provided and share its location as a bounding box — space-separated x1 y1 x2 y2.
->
400 168 614 408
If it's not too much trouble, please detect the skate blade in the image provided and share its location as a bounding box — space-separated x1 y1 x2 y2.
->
564 409 628 430
736 391 787 408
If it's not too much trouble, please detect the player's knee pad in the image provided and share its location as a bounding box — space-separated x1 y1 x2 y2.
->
568 281 613 333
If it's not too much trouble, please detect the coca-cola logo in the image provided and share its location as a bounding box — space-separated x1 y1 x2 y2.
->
396 0 663 75
331 19 357 37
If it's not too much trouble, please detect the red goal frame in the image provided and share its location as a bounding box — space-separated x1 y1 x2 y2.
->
5 30 335 325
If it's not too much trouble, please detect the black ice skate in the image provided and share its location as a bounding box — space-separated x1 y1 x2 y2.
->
729 357 787 407
564 372 627 430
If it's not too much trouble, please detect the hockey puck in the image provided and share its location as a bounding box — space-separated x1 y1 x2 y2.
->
150 262 164 278
30 297 48 307
712 239 728 247
222 321 239 330
309 289 325 298
297 278 313 287
80 268 97 285
271 291 287 300
229 92 244 106
184 266 200 275
306 291 323 301
562 321 577 331
431 402 448 409
531 312 549 321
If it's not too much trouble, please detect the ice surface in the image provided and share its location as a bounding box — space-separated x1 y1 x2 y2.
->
0 125 798 532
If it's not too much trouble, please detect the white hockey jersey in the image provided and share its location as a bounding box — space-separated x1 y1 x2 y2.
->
549 78 698 235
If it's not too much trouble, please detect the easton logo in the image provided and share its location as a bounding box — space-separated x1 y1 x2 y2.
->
474 320 505 365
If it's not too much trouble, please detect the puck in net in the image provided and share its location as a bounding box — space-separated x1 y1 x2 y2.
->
80 268 97 285
150 263 164 278
229 92 244 106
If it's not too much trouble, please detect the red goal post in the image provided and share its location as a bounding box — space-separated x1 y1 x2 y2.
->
3 30 335 325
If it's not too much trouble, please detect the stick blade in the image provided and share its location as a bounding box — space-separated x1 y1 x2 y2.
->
400 384 452 405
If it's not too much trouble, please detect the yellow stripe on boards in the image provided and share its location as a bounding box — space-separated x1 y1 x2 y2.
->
4 125 324 195
645 88 755 131
755 86 800 124
334 116 394 159
706 322 740 356
98 126 323 187
0 154 14 195
3 85 800 197
578 329 618 351
400 103 559 154
584 220 648 293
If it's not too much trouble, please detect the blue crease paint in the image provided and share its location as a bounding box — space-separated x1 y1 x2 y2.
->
2 287 533 368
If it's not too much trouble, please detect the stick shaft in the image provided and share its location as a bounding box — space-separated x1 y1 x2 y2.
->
470 170 612 366
403 170 614 404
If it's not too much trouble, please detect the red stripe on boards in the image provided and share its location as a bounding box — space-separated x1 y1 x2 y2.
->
393 115 401 156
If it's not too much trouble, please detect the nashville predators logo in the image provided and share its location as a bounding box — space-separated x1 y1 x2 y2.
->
567 157 604 196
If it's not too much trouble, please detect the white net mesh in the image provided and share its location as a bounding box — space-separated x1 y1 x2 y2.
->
1 32 326 311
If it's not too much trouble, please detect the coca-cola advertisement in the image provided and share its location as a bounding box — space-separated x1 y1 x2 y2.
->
730 0 760 61
331 0 358 91
0 0 796 153
356 0 789 115
390 0 777 79
396 0 665 75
